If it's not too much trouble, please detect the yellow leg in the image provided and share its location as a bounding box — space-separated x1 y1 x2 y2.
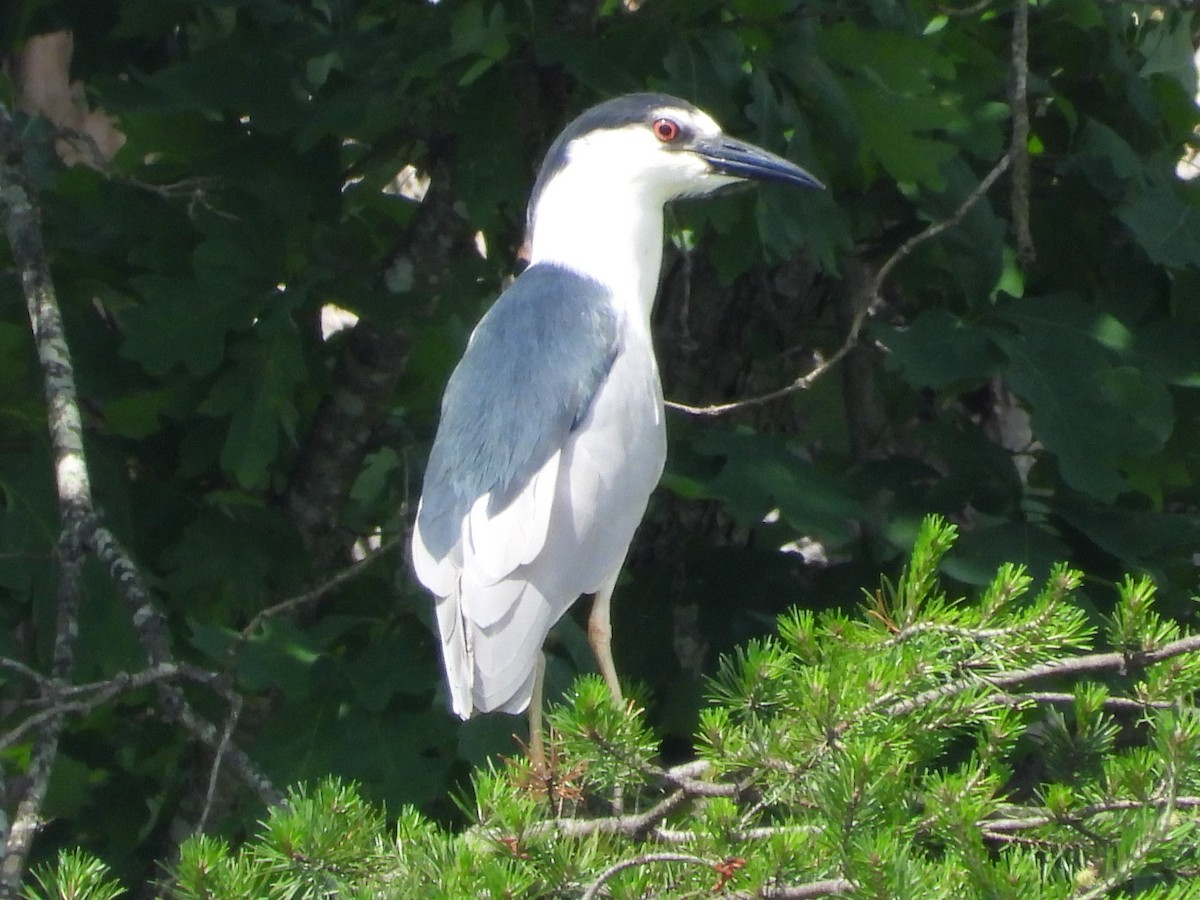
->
587 570 624 707
527 652 546 771
589 570 627 813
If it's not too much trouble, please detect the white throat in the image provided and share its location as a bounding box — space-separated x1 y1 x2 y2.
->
526 166 669 331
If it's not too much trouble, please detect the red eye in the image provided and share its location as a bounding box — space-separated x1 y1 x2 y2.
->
652 118 681 142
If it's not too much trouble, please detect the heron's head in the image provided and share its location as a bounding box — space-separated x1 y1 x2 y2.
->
528 93 823 218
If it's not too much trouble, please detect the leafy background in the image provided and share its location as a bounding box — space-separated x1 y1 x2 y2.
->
1 0 1199 887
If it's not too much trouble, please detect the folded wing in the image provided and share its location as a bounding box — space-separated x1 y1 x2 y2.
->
412 264 626 717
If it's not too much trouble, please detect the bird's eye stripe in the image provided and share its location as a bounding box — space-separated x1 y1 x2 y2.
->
652 118 682 142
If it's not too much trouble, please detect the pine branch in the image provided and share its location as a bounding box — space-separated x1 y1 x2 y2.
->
885 631 1200 720
982 796 1200 837
579 852 714 900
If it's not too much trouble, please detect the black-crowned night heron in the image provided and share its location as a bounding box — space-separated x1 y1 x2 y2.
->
412 93 822 749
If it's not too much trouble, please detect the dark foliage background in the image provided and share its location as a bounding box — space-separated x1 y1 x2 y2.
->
1 0 1199 888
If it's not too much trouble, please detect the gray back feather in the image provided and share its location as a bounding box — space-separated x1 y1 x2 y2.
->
417 263 620 559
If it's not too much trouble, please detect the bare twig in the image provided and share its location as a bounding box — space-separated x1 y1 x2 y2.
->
994 690 1171 713
198 693 243 833
939 0 996 16
538 789 693 841
668 152 1013 417
89 521 283 808
882 596 1055 647
869 152 1013 301
0 662 221 752
0 656 49 686
664 334 856 417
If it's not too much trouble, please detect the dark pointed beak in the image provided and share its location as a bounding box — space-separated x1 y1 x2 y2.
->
694 135 824 191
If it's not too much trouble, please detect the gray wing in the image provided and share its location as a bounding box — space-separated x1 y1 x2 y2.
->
415 263 619 563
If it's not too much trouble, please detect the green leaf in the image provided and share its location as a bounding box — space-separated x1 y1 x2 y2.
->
993 296 1175 501
1052 498 1200 569
0 321 29 388
163 505 301 617
941 522 1071 586
1117 186 1200 270
100 388 174 439
120 275 256 376
1073 120 1147 196
663 30 745 103
843 82 957 188
820 20 961 188
876 309 1003 389
1137 12 1197 96
691 428 864 546
199 313 304 489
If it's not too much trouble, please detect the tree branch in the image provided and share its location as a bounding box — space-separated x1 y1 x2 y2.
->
0 103 282 892
884 632 1200 720
0 102 91 894
229 534 402 662
668 152 1013 417
982 796 1200 836
579 852 715 900
88 520 283 808
0 662 221 752
1010 0 1035 266
736 879 857 899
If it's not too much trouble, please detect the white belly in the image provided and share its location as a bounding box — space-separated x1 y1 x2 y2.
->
534 331 667 600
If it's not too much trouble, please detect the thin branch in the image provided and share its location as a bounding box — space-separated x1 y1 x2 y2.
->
983 796 1200 836
668 152 1013 418
869 152 1013 300
732 878 857 899
884 632 1200 720
938 0 996 16
882 599 1055 647
994 690 1171 713
198 693 243 834
230 534 402 660
0 662 220 752
89 521 283 808
580 852 714 900
499 759 750 844
163 692 282 808
0 656 49 685
650 823 820 845
543 788 693 840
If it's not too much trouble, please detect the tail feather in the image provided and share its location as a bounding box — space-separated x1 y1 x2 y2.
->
434 575 554 718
